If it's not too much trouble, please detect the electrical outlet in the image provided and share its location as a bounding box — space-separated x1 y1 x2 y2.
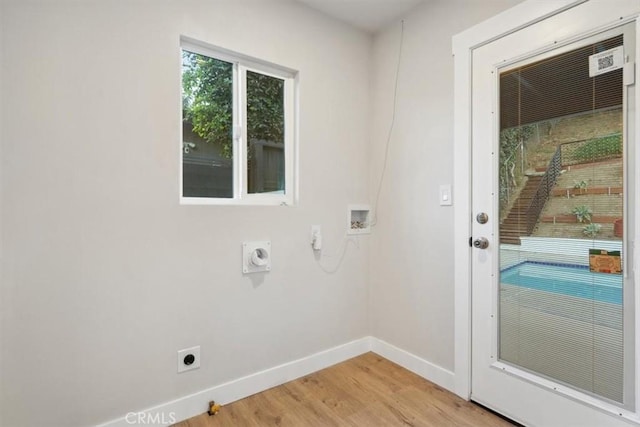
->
311 225 322 250
177 346 200 373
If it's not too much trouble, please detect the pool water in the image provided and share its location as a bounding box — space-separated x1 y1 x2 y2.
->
500 261 622 304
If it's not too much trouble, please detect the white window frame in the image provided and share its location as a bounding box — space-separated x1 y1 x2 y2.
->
180 36 298 206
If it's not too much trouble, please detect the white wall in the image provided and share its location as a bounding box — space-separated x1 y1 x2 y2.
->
0 1 371 425
369 0 521 371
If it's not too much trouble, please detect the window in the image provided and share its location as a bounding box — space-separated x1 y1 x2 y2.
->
180 37 296 205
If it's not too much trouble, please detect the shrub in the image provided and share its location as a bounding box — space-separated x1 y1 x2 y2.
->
573 180 588 190
571 205 592 223
583 223 601 238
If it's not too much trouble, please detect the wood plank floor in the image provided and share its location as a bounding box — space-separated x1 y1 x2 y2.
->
174 352 515 427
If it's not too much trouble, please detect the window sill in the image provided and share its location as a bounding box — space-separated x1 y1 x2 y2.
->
180 196 294 206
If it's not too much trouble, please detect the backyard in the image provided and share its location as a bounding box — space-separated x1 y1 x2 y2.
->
500 107 623 241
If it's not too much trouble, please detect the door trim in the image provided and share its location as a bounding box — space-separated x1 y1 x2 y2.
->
452 2 640 421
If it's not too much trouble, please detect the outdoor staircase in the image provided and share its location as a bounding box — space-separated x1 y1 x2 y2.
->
500 175 543 245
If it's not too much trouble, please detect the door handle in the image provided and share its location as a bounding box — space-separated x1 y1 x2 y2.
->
473 237 489 249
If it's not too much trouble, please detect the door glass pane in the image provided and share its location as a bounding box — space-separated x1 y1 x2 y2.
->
498 34 627 404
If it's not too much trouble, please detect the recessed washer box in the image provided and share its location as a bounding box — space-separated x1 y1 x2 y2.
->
348 204 370 234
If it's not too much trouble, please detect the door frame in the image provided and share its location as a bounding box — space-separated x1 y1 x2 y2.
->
452 0 640 418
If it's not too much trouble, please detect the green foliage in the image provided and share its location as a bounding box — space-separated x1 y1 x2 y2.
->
571 205 592 223
182 50 285 159
499 125 534 205
500 125 534 162
572 134 622 162
182 51 234 157
247 71 284 144
573 180 588 190
583 223 601 238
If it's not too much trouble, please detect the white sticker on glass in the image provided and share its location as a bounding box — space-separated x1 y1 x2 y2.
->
588 46 624 77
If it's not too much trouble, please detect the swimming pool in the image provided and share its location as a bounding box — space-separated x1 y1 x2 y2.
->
500 261 622 304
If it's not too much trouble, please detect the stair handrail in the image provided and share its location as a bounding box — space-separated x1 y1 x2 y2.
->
524 146 562 235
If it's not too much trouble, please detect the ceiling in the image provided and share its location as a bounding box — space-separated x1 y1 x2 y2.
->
294 0 426 33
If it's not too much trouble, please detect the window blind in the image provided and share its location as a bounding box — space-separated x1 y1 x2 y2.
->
498 33 626 404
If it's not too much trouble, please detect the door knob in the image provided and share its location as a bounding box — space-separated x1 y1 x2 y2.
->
473 237 489 249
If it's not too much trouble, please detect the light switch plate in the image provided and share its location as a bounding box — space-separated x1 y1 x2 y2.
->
439 184 452 206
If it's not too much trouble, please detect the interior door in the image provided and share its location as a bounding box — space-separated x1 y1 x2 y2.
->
471 2 638 425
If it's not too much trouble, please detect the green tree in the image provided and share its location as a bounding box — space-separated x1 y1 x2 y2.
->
182 51 284 158
246 70 284 144
182 51 233 157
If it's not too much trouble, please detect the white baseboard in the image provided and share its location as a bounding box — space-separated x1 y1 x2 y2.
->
97 336 456 427
97 337 372 427
370 337 456 393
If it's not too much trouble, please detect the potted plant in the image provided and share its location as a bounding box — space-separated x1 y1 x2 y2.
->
614 218 623 237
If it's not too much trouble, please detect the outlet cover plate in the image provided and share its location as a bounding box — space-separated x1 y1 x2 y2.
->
177 345 200 373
